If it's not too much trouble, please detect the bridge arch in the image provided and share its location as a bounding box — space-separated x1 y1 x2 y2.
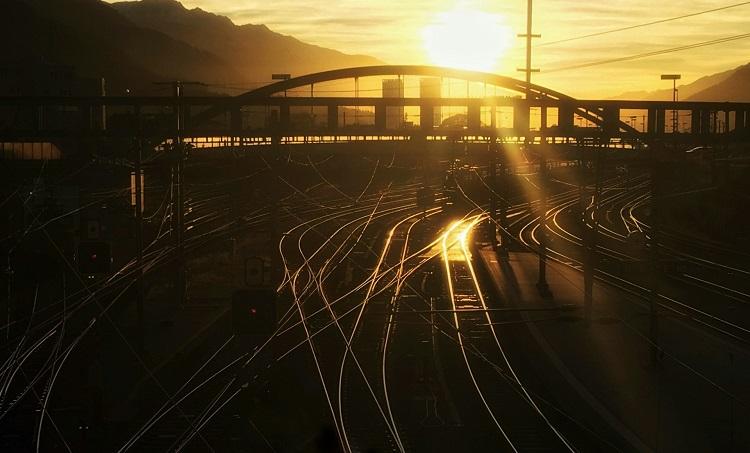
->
190 65 639 135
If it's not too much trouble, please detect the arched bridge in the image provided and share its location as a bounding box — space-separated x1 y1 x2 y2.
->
1 65 749 155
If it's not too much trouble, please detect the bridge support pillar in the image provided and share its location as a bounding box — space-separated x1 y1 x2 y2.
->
421 104 434 132
559 103 574 136
656 109 666 135
514 104 530 137
602 107 620 136
691 110 701 135
699 110 711 135
734 110 747 135
327 105 338 132
280 104 290 131
375 104 386 131
648 108 665 136
468 103 481 132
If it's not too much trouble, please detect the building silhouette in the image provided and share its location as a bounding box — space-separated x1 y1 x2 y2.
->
420 77 442 128
382 78 404 129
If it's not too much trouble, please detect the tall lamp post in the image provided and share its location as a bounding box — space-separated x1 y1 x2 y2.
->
661 74 681 133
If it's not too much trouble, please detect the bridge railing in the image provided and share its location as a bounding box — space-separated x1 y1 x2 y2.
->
0 96 748 145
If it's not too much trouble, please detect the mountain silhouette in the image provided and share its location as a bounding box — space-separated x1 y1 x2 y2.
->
687 63 750 102
2 0 381 95
3 0 243 94
111 0 382 89
611 66 738 101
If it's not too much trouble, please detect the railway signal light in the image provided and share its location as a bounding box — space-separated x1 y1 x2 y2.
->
232 288 277 336
77 242 111 275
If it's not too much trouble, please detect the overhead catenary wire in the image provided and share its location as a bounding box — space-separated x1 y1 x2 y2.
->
539 2 750 47
546 32 750 73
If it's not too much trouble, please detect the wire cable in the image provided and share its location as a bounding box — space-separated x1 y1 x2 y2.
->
539 2 750 47
546 32 750 73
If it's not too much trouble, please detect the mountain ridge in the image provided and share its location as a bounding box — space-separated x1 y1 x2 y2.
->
688 63 750 101
111 0 382 86
611 64 745 101
2 0 382 95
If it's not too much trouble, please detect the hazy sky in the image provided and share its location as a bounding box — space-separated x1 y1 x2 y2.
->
111 0 750 97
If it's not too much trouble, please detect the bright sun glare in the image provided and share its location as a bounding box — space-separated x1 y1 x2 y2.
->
422 9 513 73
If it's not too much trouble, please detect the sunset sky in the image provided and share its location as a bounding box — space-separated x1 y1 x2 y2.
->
111 0 750 98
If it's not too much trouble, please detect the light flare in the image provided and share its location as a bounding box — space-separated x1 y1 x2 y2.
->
422 8 513 73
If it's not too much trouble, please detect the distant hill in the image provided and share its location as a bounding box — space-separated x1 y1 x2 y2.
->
611 66 739 101
688 63 750 101
111 0 382 86
2 0 382 95
3 0 239 94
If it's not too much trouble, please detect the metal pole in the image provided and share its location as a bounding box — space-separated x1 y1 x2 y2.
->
587 144 603 321
174 82 186 306
135 138 145 353
519 0 549 295
525 0 533 91
661 74 681 133
537 148 550 296
498 144 509 259
5 253 10 341
579 144 592 321
488 148 497 248
355 77 360 126
649 156 661 363
730 351 735 452
672 79 680 134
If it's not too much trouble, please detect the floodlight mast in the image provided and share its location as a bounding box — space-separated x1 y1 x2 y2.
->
661 74 681 132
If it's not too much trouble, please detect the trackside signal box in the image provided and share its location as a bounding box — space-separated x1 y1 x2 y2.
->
417 188 435 210
232 288 277 336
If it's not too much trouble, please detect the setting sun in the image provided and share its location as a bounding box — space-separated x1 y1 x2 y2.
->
422 8 514 73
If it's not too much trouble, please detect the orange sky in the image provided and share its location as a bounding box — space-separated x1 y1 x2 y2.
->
108 0 750 98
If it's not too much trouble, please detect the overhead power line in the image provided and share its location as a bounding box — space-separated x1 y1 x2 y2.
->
546 32 750 73
539 2 750 47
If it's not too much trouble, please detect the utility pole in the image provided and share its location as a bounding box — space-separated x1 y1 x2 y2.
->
587 142 604 321
155 81 204 305
518 0 541 93
355 77 360 125
537 146 552 297
5 253 11 341
518 0 547 295
488 146 498 248
498 143 510 258
173 82 186 308
578 144 589 318
134 136 145 353
649 153 663 364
